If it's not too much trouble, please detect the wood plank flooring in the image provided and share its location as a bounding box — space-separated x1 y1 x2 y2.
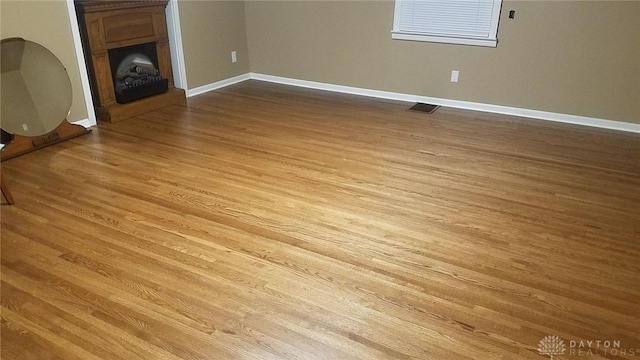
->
1 80 639 359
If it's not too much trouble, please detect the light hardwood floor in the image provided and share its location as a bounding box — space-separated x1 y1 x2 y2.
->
1 81 639 359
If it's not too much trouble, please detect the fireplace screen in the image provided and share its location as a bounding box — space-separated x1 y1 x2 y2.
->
108 42 168 104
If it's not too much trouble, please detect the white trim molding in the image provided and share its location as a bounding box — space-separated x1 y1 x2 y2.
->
249 73 640 134
185 72 639 134
165 0 188 90
65 0 97 127
391 33 498 47
72 118 94 129
186 73 251 98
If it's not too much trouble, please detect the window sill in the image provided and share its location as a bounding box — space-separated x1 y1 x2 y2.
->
391 32 497 48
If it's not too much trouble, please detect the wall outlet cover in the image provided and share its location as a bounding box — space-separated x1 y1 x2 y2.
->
451 70 459 83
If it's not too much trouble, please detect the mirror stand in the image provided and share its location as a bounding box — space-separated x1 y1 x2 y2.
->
1 121 90 161
1 38 91 162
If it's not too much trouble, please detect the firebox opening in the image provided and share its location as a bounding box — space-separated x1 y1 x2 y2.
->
108 42 168 104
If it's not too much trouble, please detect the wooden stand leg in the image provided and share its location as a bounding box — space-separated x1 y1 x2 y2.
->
1 121 90 161
1 172 14 205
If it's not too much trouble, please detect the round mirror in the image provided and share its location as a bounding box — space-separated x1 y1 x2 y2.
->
1 38 72 137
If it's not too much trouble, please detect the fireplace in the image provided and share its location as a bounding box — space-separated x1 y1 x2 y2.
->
109 42 168 103
75 0 185 122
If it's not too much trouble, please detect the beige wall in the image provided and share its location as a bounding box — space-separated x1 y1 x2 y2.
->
2 1 637 125
178 0 250 88
245 1 640 124
0 0 89 123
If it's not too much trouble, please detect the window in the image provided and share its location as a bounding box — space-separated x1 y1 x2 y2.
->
392 0 503 47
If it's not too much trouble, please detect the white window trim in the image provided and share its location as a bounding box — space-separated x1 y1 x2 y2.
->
392 0 503 48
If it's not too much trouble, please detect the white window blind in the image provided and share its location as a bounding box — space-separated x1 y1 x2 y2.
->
392 0 503 47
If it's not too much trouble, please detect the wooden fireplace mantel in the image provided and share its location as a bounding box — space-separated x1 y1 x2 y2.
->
76 0 185 123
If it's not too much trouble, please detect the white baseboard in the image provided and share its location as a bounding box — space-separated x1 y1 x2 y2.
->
249 73 640 134
72 118 93 128
185 72 640 134
186 73 251 98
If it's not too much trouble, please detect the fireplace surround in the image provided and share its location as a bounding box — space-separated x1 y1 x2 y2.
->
75 0 185 122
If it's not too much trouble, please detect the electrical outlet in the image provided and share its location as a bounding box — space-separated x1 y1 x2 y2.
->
451 70 459 83
231 51 237 63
